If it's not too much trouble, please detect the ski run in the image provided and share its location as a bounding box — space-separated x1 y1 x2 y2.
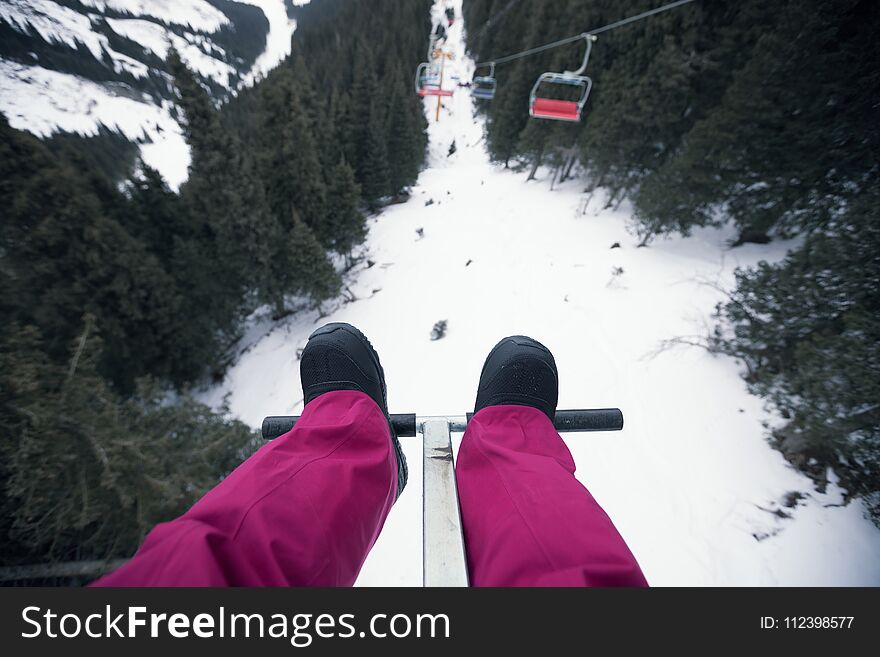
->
199 0 880 586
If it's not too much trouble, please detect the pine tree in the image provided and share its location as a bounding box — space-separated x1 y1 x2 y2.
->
386 71 424 194
166 50 218 164
517 120 550 180
170 50 281 337
485 57 533 166
258 71 328 240
712 188 880 522
265 213 341 315
0 117 183 390
315 91 344 174
0 318 258 568
359 98 392 209
347 43 391 208
126 164 190 269
324 158 366 255
288 215 342 302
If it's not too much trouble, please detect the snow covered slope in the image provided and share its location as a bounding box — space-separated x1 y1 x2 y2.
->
201 0 880 586
0 0 307 189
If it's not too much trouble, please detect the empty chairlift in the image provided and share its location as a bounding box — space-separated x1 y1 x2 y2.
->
415 62 453 97
529 34 596 122
471 63 497 101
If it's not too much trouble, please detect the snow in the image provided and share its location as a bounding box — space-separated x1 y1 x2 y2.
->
0 0 108 61
1 1 235 87
102 1 305 88
105 17 236 87
0 60 190 189
0 0 308 189
236 0 307 87
200 0 880 586
79 0 229 32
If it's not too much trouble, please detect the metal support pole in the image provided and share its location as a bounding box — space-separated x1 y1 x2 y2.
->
436 54 446 122
421 418 469 586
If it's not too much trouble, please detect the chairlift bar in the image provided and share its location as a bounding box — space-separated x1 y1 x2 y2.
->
261 408 623 440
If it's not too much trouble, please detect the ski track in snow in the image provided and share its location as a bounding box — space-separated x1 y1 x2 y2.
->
238 0 308 87
0 0 306 189
200 0 880 586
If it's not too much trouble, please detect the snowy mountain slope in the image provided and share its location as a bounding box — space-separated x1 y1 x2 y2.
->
0 0 307 189
238 0 309 85
200 0 880 586
0 59 188 185
79 1 230 31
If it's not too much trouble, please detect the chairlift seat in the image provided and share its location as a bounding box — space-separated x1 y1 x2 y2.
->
471 75 497 100
471 87 496 100
529 72 592 123
471 63 497 101
418 86 454 97
415 62 454 97
530 97 581 121
528 35 595 123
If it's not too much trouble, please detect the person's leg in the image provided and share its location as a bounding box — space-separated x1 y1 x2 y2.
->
94 323 406 587
456 336 647 587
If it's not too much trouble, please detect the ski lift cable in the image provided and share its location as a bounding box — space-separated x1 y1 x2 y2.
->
474 0 697 69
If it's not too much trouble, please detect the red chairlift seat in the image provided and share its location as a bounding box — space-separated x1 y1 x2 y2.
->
530 97 582 121
528 34 596 123
418 86 454 97
529 72 592 122
415 62 454 97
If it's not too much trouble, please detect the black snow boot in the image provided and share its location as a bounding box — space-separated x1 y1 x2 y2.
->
474 335 559 421
300 322 407 498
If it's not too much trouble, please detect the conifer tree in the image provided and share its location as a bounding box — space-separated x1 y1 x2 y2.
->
485 57 533 166
288 214 342 302
386 73 424 194
324 158 366 256
126 164 189 268
315 92 344 175
0 117 182 390
359 98 392 209
711 187 880 521
258 70 328 241
0 319 258 567
265 214 341 314
347 43 391 208
169 50 280 331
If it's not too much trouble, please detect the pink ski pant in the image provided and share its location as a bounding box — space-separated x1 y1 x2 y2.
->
94 390 647 587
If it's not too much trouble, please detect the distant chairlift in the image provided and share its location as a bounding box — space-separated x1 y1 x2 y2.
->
415 62 453 97
529 34 596 122
471 62 497 101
